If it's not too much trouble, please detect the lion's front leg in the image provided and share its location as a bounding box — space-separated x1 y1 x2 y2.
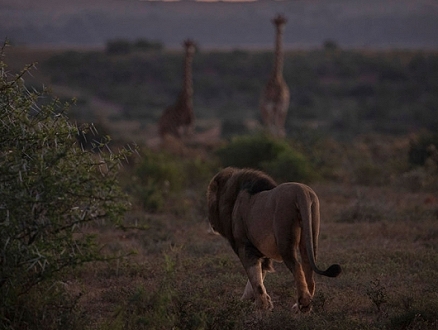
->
241 279 254 301
245 264 273 310
238 249 273 311
241 258 274 301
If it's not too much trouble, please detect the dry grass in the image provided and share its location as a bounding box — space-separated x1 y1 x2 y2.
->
62 182 438 330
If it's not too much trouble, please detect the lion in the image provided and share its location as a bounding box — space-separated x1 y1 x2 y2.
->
207 167 341 313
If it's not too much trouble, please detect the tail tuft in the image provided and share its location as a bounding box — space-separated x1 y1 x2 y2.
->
324 264 342 277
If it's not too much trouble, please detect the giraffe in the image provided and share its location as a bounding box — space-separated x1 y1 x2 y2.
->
260 14 290 138
159 39 196 140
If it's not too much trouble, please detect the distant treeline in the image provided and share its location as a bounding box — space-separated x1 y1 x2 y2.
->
105 39 164 55
42 42 438 138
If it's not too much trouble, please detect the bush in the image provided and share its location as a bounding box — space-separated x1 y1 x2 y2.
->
408 131 438 167
129 149 217 212
133 39 164 52
105 39 164 56
106 39 132 55
261 149 317 183
130 150 185 211
215 133 316 182
0 49 131 328
221 119 249 139
215 133 288 169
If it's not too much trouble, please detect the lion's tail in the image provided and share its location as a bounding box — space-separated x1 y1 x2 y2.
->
299 190 342 278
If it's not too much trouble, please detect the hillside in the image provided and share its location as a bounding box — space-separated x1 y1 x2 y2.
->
19 45 438 142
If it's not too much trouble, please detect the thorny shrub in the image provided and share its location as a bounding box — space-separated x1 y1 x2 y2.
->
0 44 133 329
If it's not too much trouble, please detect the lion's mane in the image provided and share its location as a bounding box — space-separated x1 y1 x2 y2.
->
207 167 277 251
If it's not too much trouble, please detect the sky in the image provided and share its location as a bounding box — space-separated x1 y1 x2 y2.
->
1 0 438 49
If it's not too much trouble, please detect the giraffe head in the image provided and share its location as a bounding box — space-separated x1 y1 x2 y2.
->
183 39 197 56
272 14 287 32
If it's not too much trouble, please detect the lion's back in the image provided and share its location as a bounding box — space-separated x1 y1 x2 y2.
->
267 182 317 205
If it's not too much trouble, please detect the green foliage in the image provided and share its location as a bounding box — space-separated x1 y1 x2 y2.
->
131 150 185 211
2 283 87 330
261 147 317 183
215 133 316 182
0 50 131 328
216 133 288 169
129 149 217 212
408 131 438 167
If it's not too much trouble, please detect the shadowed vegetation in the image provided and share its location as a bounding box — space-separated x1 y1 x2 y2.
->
41 46 438 138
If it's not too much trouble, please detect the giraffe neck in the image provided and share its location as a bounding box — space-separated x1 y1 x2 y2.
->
273 24 285 80
182 49 194 98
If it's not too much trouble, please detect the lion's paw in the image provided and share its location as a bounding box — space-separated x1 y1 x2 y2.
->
292 301 312 314
256 294 273 311
292 302 299 313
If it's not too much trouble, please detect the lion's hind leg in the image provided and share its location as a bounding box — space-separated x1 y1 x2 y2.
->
282 254 312 313
299 235 315 297
276 220 312 313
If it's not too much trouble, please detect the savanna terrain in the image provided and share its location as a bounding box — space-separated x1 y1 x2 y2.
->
79 182 438 329
2 43 438 329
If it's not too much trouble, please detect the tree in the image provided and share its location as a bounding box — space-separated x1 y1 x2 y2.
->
0 44 132 328
106 39 132 55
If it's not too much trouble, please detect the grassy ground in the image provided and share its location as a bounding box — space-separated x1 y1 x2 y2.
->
65 182 438 329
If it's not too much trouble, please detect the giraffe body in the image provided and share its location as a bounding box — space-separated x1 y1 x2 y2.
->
159 39 196 140
260 15 290 138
